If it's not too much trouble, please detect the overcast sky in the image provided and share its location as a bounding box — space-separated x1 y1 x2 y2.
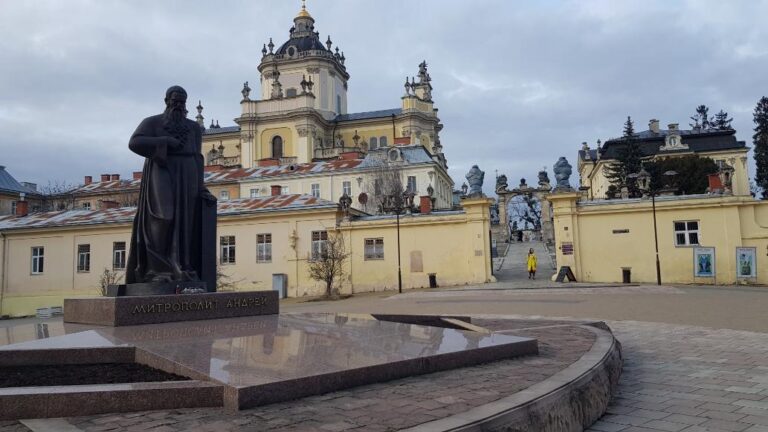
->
1 0 767 192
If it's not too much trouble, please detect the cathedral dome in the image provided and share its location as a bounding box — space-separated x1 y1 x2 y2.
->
275 34 326 56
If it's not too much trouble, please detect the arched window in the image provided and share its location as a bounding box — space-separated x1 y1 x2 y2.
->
370 137 378 150
271 136 283 158
379 136 387 147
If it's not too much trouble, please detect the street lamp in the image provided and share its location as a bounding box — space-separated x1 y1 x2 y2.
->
382 189 412 294
629 168 678 285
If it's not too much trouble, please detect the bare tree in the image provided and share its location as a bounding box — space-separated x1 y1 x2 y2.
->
97 267 123 296
307 231 349 298
508 193 541 230
39 180 77 212
365 165 406 214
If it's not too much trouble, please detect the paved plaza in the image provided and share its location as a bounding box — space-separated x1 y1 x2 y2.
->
2 242 768 431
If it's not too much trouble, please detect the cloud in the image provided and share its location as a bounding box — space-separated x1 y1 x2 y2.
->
0 0 766 193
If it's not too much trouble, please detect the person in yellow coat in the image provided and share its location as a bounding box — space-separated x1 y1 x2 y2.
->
527 248 537 279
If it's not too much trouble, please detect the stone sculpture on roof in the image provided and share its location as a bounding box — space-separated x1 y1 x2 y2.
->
465 165 485 197
553 157 573 190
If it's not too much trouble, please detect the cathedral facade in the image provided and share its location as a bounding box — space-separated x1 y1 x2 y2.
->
199 3 454 212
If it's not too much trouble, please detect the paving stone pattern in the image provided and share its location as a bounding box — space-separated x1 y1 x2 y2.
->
588 321 768 432
56 323 594 432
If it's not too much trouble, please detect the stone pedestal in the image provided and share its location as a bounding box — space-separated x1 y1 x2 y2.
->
64 291 278 327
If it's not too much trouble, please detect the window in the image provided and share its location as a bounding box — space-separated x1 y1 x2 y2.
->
311 183 320 198
281 186 290 194
311 230 328 260
10 201 16 215
220 236 236 264
364 238 384 260
407 176 417 194
113 242 126 270
674 221 700 246
77 244 90 273
271 136 283 158
342 181 352 197
250 188 260 198
286 88 297 97
379 136 387 147
257 234 272 263
370 137 378 150
82 202 91 210
31 247 44 274
219 190 230 201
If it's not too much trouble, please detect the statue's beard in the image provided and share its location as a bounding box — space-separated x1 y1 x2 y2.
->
163 104 189 143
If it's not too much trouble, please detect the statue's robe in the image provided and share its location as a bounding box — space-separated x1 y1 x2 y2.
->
126 115 205 284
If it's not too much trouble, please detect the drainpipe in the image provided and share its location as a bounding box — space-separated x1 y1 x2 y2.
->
391 113 396 143
0 231 6 316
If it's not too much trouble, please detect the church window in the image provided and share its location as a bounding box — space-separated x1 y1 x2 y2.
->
286 88 297 97
370 137 378 150
407 176 417 193
272 136 284 158
379 136 387 147
220 236 236 264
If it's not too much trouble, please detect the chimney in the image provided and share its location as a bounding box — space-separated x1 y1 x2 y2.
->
271 185 282 196
111 174 120 181
100 200 120 210
84 176 93 185
668 123 679 132
16 194 28 217
132 171 142 180
100 174 110 182
419 196 432 214
649 119 660 134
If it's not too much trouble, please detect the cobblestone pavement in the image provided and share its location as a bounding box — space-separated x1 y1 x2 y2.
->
588 321 768 432
53 323 593 432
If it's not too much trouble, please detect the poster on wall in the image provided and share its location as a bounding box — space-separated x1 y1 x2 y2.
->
693 247 715 278
736 247 757 278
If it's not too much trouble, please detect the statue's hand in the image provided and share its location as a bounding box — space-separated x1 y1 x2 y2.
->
200 189 217 203
166 136 183 150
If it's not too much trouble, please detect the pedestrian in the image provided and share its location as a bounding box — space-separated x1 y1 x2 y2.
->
527 248 537 279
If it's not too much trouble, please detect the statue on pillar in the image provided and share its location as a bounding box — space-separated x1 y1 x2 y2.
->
465 165 485 197
553 157 573 191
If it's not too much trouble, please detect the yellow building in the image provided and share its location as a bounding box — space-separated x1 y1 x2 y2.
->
198 3 453 212
578 119 750 199
0 195 493 318
549 192 768 285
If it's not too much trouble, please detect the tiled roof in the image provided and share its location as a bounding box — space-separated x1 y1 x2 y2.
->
0 166 38 195
205 159 365 183
334 108 401 122
0 195 337 231
72 179 141 194
203 126 240 135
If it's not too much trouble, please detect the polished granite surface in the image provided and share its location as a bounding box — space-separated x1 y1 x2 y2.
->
1 313 534 389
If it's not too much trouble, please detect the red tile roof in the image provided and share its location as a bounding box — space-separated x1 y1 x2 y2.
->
0 195 337 231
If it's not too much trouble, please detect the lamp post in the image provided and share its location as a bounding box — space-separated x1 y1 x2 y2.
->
383 190 410 294
629 169 677 285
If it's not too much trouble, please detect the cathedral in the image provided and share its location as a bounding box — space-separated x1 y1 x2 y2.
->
198 2 454 212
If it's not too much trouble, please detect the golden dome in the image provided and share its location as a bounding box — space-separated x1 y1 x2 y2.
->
296 0 312 19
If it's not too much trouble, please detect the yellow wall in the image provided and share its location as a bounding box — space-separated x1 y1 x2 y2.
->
550 192 768 285
259 127 294 160
0 198 491 317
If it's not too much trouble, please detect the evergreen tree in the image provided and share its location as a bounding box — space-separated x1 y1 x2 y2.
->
754 97 768 199
712 110 733 130
605 116 644 197
645 156 718 195
690 105 711 129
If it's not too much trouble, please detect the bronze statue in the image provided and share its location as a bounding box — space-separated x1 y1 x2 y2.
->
123 86 217 295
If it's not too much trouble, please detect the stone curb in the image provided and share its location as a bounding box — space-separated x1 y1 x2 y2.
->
402 324 623 432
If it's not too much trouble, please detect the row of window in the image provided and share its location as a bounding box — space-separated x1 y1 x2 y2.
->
217 232 385 264
245 180 354 200
31 242 126 275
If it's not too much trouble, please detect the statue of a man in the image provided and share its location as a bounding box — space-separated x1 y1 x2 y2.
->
126 86 217 292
